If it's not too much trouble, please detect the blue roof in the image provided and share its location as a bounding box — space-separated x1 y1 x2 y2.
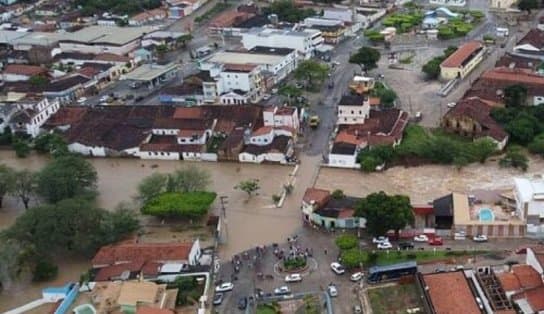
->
368 261 417 273
43 282 74 294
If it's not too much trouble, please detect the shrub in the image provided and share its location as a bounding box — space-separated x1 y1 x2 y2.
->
33 260 58 282
283 257 306 270
331 189 344 199
340 249 365 268
335 234 358 250
141 191 217 219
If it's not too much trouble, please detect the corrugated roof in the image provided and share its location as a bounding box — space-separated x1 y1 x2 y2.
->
441 41 483 68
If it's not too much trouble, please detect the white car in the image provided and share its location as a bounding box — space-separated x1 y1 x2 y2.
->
99 95 109 102
285 273 302 283
327 284 338 297
447 102 456 108
76 97 87 104
262 93 271 100
215 282 234 292
377 242 393 250
473 234 488 242
271 88 278 94
414 234 429 242
350 272 363 282
330 262 345 275
372 236 389 244
274 286 291 295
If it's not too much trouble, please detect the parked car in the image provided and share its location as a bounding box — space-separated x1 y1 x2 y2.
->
295 82 304 89
99 95 109 102
398 242 414 250
413 234 429 242
350 272 363 282
274 286 291 295
285 273 302 283
372 236 389 244
215 282 234 292
237 297 248 310
262 93 271 100
473 234 488 242
428 237 444 246
377 242 393 250
271 88 278 94
130 82 141 89
213 293 224 305
447 102 456 108
353 305 362 313
76 97 87 104
330 262 345 275
328 284 338 297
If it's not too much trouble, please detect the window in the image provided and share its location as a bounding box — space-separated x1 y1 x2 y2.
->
359 110 362 114
351 110 354 114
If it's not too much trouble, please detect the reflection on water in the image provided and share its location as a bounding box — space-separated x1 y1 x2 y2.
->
0 150 318 311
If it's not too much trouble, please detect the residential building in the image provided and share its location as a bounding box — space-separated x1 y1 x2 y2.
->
1 64 47 82
418 271 481 314
329 108 408 168
263 106 300 131
526 246 544 276
513 29 544 60
241 27 324 59
42 75 90 104
441 97 508 149
199 46 297 85
440 41 485 80
301 188 366 229
348 75 375 94
489 0 517 9
58 25 155 56
90 281 177 314
514 176 544 237
159 82 204 105
431 192 525 237
121 63 179 89
8 97 60 137
477 67 544 106
323 7 353 23
238 135 295 164
129 8 168 26
142 31 190 50
337 95 370 125
208 9 253 35
496 264 543 298
495 53 540 72
199 63 264 104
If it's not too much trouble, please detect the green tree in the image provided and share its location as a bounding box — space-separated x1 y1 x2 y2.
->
378 88 397 107
235 179 260 197
335 234 358 250
28 75 48 87
0 165 15 208
262 0 316 23
331 189 344 199
0 238 36 290
10 170 36 209
36 155 97 203
176 34 194 47
529 134 544 157
360 156 381 172
422 58 442 80
137 172 168 204
294 60 329 89
340 249 365 269
33 133 68 156
167 166 211 193
470 138 497 163
355 191 413 237
155 44 168 59
12 138 31 158
506 113 539 144
278 84 302 105
504 85 528 107
349 47 381 71
141 191 217 219
499 147 529 171
32 260 58 282
518 0 538 12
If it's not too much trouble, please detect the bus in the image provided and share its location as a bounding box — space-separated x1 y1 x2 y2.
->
367 261 418 283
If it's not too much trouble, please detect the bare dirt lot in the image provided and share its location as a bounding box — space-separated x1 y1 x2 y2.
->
315 156 544 204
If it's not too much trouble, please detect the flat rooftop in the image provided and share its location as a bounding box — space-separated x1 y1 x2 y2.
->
123 63 179 81
206 51 286 65
453 192 524 225
422 271 481 314
61 25 156 46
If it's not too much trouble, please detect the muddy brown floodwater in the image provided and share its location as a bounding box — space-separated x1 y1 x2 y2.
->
0 150 318 311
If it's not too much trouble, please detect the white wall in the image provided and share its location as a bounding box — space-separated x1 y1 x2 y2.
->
1 73 31 82
218 71 251 93
188 239 201 265
337 104 369 124
328 153 359 168
139 151 180 160
249 131 275 145
241 30 322 59
59 40 141 56
527 248 544 275
152 128 179 136
68 142 106 157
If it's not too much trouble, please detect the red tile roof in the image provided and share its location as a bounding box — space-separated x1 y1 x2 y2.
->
482 67 544 86
443 97 507 142
512 264 543 289
518 28 544 49
94 261 144 281
223 63 258 72
498 272 522 292
303 188 330 207
369 97 380 106
423 271 481 314
441 41 483 68
4 64 47 76
513 286 544 312
412 205 434 216
337 208 355 219
252 126 273 136
173 107 204 119
209 10 252 28
92 240 193 266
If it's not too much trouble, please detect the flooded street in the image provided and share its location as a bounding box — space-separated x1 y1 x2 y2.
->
0 150 319 311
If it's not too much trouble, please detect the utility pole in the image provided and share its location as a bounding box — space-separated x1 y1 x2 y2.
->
220 195 228 218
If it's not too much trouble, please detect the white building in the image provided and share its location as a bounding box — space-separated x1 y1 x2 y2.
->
58 25 155 56
241 27 324 59
263 106 299 131
199 47 297 85
514 176 544 237
9 97 60 137
199 63 264 103
337 94 370 125
328 142 359 168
